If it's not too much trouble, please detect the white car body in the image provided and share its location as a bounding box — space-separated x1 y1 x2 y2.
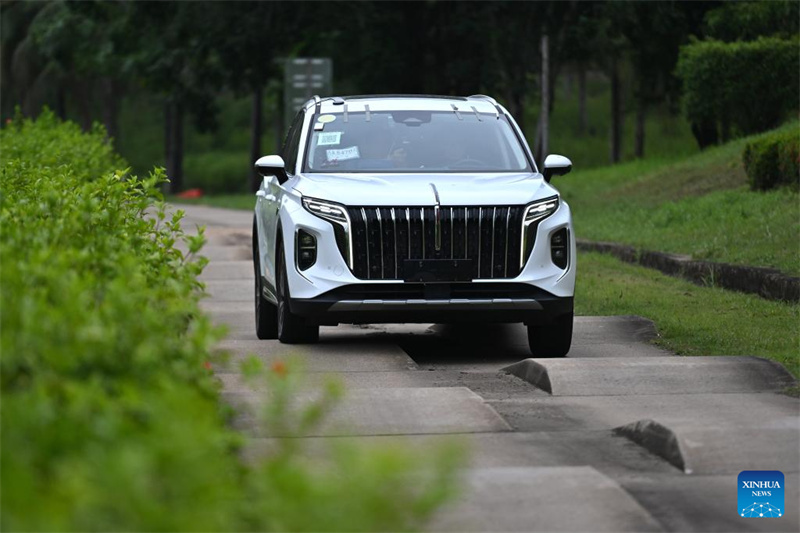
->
253 95 576 355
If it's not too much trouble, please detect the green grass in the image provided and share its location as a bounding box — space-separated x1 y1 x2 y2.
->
576 252 799 377
559 121 800 275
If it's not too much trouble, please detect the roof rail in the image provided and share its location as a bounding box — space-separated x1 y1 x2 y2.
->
341 94 469 101
467 94 498 105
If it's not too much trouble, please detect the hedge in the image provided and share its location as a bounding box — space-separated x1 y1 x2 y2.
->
743 127 800 191
0 111 462 531
705 1 799 42
676 37 800 143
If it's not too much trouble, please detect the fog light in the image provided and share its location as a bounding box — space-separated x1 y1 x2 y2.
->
550 228 569 269
297 229 317 270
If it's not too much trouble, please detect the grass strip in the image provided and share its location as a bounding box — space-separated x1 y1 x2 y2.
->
576 252 799 378
560 122 800 275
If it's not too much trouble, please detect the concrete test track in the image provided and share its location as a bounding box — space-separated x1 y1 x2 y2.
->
179 203 799 532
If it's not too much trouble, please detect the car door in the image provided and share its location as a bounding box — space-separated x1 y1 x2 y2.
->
260 110 305 293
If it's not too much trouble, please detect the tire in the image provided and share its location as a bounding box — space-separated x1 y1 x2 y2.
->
276 243 319 344
253 220 278 340
527 312 573 358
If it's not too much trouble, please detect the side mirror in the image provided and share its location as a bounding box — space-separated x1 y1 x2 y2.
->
255 155 288 184
542 154 572 182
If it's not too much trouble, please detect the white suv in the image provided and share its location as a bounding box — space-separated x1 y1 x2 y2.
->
252 95 575 356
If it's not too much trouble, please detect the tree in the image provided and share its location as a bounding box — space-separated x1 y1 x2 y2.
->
205 1 311 192
122 2 223 192
678 1 800 148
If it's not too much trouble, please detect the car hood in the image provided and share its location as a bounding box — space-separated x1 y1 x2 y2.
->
292 172 556 206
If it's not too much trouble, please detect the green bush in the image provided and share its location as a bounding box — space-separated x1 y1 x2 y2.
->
705 1 799 42
743 127 800 190
676 37 800 142
0 111 463 531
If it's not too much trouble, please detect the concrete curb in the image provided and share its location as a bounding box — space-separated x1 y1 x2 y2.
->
500 356 798 397
613 419 689 473
577 239 800 303
501 359 553 394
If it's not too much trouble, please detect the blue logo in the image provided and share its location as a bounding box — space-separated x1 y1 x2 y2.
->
738 471 784 518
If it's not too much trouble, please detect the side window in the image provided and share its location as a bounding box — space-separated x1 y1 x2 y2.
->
282 111 305 176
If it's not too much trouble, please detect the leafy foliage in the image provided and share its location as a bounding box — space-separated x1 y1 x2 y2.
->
705 1 799 42
676 36 800 139
743 127 800 191
0 112 463 531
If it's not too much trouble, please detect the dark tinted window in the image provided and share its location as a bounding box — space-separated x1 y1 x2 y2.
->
282 111 305 175
305 111 530 173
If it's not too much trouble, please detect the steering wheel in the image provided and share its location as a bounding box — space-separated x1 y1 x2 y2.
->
448 158 490 169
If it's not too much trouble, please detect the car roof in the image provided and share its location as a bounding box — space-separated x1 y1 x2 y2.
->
306 94 502 115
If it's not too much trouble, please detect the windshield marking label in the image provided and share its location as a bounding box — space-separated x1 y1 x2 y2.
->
326 146 360 161
318 132 343 146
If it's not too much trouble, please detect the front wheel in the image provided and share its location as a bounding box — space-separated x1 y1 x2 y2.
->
276 244 319 344
254 220 277 340
527 312 573 358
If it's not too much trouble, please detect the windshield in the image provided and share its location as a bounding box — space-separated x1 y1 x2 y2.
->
304 110 531 173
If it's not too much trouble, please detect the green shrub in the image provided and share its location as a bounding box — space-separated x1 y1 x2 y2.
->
743 127 800 190
0 111 463 531
676 37 800 142
705 1 799 42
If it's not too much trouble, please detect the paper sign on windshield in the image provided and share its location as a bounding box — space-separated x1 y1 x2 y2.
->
326 146 360 161
317 132 343 146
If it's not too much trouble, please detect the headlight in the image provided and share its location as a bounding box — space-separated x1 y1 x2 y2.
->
301 197 352 268
520 196 559 268
302 197 349 225
523 196 559 223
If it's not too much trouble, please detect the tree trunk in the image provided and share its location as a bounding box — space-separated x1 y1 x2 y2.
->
690 119 718 150
540 33 550 159
165 101 184 193
634 98 646 159
73 78 94 131
275 84 285 153
609 58 622 164
578 67 587 135
564 70 573 100
720 114 730 144
55 84 67 120
511 88 525 135
164 102 172 174
101 78 122 146
250 85 264 193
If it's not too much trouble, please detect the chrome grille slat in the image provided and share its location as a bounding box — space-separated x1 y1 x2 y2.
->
478 207 483 277
420 207 426 259
463 207 468 260
450 207 454 259
361 208 370 279
504 206 511 278
391 208 398 279
345 204 529 281
376 208 384 277
406 207 411 258
490 207 497 279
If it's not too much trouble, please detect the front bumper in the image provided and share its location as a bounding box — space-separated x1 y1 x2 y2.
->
281 197 577 302
289 282 573 325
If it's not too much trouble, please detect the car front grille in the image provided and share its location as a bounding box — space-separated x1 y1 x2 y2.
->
344 206 529 280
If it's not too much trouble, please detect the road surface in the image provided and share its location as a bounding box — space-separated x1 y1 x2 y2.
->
179 203 799 532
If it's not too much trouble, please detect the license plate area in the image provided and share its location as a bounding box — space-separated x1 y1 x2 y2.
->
403 259 474 282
